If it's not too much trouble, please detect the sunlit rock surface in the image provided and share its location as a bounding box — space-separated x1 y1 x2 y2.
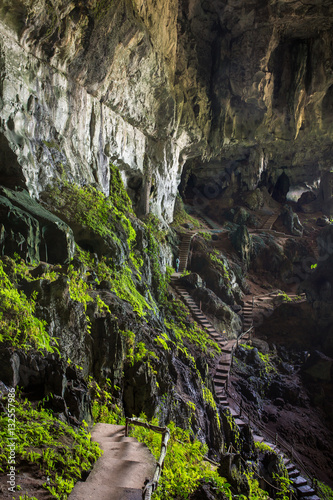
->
0 1 332 221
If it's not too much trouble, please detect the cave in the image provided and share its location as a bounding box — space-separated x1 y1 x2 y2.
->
272 172 290 203
0 1 333 499
0 132 26 190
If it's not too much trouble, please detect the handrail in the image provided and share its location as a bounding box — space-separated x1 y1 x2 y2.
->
125 417 170 500
227 442 298 500
251 291 306 301
237 326 254 347
225 390 330 499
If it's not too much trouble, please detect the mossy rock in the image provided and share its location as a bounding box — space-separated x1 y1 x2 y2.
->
0 186 74 264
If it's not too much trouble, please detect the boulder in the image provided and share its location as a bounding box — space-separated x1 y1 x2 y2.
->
0 349 20 387
243 188 264 211
225 206 250 225
297 190 317 208
281 205 303 237
302 350 333 382
179 272 203 288
231 225 252 267
192 287 242 337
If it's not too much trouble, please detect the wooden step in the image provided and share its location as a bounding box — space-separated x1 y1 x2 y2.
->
234 418 246 428
215 368 229 375
297 485 317 497
214 380 226 388
292 476 308 487
229 408 240 418
253 435 264 443
299 496 320 500
288 469 300 478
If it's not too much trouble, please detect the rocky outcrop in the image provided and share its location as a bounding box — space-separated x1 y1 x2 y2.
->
231 225 252 268
191 286 242 338
181 0 333 209
0 186 75 264
0 0 214 223
281 205 303 237
190 237 245 305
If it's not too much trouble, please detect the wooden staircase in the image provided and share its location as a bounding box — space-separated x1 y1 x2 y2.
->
170 275 235 404
172 230 319 500
68 424 155 500
178 232 197 272
261 212 280 230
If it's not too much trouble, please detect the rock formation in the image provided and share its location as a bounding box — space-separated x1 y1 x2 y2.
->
1 1 333 498
0 1 332 222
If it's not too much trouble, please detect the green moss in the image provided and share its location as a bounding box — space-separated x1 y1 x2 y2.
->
67 265 94 312
46 165 134 257
241 345 276 375
0 396 102 499
314 480 333 499
254 441 275 453
209 250 231 284
172 195 201 229
164 298 220 357
143 221 171 303
109 163 134 214
91 0 113 20
0 260 57 353
237 471 269 500
198 231 212 241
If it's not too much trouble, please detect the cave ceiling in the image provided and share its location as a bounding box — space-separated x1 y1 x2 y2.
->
0 0 332 219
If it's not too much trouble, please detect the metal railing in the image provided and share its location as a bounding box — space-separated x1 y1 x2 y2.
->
226 442 298 500
125 418 170 500
224 390 330 500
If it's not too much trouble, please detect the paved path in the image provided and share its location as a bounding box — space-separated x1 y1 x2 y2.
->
68 424 155 500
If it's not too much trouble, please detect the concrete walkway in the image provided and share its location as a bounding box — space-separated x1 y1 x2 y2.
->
68 424 155 500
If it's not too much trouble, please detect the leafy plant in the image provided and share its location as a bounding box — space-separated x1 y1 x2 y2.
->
88 378 125 425
128 415 232 500
273 472 292 500
0 397 102 500
0 260 57 353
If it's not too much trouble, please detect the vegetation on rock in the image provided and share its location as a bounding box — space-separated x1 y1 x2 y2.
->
0 395 102 499
0 259 57 353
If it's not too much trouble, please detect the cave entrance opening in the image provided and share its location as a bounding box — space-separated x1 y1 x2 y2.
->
0 132 26 190
272 171 290 203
